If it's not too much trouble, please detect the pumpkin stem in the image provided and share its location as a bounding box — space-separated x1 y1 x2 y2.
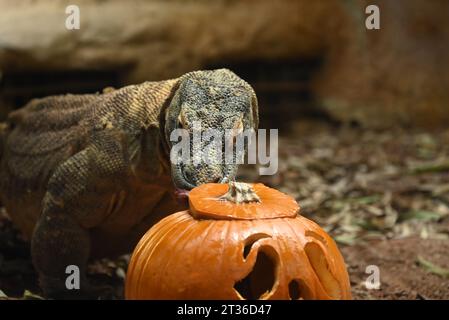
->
218 181 261 204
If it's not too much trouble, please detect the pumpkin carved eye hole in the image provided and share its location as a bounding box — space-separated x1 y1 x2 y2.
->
234 248 278 300
305 230 327 244
305 242 342 299
242 233 271 259
236 234 276 300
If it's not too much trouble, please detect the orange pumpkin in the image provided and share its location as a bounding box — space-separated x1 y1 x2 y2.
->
125 182 351 300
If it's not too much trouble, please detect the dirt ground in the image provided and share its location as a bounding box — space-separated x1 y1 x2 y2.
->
342 238 449 299
1 120 449 299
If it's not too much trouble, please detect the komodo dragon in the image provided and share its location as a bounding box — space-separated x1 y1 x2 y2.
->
0 69 259 298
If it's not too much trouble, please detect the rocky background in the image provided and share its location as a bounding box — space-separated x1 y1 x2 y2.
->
1 0 448 127
1 0 449 299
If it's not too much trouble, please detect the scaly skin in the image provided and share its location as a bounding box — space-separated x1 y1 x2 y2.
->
0 69 258 298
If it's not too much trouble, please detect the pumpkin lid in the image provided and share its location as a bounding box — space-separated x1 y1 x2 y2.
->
188 182 300 220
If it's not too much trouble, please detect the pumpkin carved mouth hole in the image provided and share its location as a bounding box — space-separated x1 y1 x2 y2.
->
234 249 277 300
288 280 301 300
288 279 312 300
242 233 271 259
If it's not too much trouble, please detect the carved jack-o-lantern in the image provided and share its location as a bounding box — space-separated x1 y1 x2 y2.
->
125 183 351 300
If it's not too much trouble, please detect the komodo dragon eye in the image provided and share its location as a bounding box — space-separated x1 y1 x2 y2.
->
177 112 187 129
231 119 244 144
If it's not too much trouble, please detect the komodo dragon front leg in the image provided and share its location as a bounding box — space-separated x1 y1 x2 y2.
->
31 129 133 298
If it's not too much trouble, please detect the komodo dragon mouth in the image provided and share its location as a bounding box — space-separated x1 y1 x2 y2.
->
171 160 234 201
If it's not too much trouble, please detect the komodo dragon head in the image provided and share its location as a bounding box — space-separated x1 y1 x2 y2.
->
163 69 258 195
